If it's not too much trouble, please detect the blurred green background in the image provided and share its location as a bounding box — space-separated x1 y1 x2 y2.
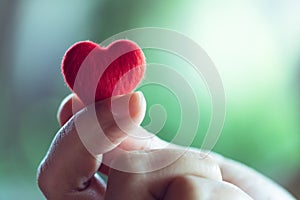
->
0 0 299 199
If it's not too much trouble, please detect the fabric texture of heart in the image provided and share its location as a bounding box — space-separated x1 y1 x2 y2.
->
62 40 146 105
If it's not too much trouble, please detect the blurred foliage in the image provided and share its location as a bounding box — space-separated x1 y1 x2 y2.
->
0 0 299 199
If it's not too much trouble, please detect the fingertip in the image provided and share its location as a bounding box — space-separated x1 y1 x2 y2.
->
57 93 84 126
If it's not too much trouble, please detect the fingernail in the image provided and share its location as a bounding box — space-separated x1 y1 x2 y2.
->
111 92 146 124
129 91 146 124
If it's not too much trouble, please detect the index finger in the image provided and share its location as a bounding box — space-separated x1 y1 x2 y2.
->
37 92 145 199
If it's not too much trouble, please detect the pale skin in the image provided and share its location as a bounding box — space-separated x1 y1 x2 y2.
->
37 92 295 200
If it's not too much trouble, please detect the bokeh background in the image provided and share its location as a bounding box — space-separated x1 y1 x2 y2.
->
0 0 299 199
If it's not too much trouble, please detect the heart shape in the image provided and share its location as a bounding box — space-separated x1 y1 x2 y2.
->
61 40 146 105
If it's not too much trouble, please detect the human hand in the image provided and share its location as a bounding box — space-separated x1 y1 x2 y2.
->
37 92 295 199
37 92 164 199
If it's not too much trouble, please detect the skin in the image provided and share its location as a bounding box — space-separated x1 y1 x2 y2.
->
37 92 295 200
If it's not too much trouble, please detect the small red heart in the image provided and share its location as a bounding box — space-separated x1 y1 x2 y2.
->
61 40 146 105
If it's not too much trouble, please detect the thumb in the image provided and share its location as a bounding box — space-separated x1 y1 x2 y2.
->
57 91 146 127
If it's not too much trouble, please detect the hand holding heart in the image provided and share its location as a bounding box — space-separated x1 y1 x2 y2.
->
37 40 295 200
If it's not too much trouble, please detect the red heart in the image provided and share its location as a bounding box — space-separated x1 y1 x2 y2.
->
61 40 146 105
